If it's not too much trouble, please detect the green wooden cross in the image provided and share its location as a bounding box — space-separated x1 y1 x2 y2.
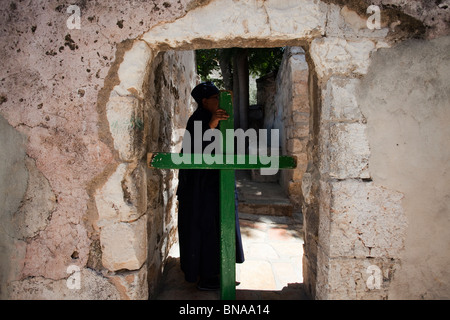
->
147 91 296 300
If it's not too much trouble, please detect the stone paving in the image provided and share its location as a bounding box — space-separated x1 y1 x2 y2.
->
155 170 309 300
236 214 305 296
156 213 308 300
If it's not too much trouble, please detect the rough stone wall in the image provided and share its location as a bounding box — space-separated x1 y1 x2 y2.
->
262 47 310 208
91 49 196 300
145 50 197 298
301 3 405 299
0 0 448 300
256 73 276 118
301 3 448 299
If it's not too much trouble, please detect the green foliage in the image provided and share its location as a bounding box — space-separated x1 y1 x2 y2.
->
196 49 219 80
196 49 226 89
196 47 285 84
248 47 285 77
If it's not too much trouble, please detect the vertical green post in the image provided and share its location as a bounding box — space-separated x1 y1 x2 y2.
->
219 91 236 300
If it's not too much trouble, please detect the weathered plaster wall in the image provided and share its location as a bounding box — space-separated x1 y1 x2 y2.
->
357 36 450 299
0 0 194 299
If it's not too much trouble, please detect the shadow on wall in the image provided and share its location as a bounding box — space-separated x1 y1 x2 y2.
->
0 114 28 299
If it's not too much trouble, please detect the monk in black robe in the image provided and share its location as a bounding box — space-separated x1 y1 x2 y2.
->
176 82 245 291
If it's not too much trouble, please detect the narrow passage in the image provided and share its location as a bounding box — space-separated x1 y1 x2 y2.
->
156 170 307 300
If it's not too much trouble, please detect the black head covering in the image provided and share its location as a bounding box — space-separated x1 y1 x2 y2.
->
191 81 220 106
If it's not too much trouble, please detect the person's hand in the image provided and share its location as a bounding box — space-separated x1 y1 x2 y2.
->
209 108 229 129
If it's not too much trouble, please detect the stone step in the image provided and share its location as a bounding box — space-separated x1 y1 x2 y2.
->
238 200 293 217
236 170 293 217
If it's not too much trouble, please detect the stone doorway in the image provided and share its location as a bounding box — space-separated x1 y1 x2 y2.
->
145 45 309 299
97 0 406 300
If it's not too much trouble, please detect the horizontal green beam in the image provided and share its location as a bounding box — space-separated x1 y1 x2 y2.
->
147 152 297 170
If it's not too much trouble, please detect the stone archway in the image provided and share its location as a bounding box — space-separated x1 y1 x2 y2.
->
96 0 406 299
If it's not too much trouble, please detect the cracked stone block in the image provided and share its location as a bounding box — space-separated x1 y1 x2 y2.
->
100 215 147 272
325 4 389 40
106 96 146 162
114 40 153 99
320 122 370 179
8 268 121 300
141 0 327 48
310 37 376 78
318 179 407 259
316 251 400 300
264 0 327 38
322 76 364 122
108 265 148 300
95 162 147 226
142 0 270 47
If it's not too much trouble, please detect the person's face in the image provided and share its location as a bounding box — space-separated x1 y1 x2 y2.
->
202 94 219 113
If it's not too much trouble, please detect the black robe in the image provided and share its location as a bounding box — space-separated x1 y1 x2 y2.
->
176 107 245 283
